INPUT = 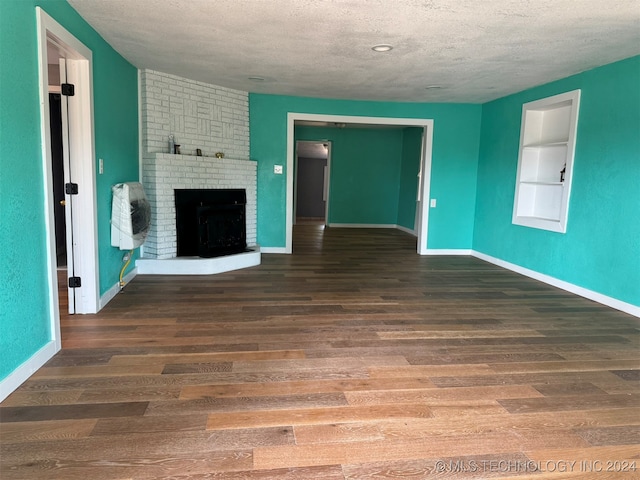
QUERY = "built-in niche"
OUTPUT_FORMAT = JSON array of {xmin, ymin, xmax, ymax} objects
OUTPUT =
[{"xmin": 512, "ymin": 89, "xmax": 581, "ymax": 233}]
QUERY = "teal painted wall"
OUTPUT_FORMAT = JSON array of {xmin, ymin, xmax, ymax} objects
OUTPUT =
[
  {"xmin": 474, "ymin": 56, "xmax": 640, "ymax": 306},
  {"xmin": 250, "ymin": 94, "xmax": 482, "ymax": 249},
  {"xmin": 295, "ymin": 126, "xmax": 404, "ymax": 225},
  {"xmin": 0, "ymin": 0, "xmax": 51, "ymax": 382},
  {"xmin": 397, "ymin": 127, "xmax": 423, "ymax": 230},
  {"xmin": 0, "ymin": 0, "xmax": 138, "ymax": 381}
]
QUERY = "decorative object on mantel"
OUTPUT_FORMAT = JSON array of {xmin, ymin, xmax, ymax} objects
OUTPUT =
[
  {"xmin": 196, "ymin": 148, "xmax": 202, "ymax": 156},
  {"xmin": 215, "ymin": 152, "xmax": 225, "ymax": 158},
  {"xmin": 174, "ymin": 144, "xmax": 181, "ymax": 154},
  {"xmin": 168, "ymin": 134, "xmax": 175, "ymax": 154}
]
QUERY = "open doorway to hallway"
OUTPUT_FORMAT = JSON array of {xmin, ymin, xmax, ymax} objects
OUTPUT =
[
  {"xmin": 295, "ymin": 140, "xmax": 330, "ymax": 226},
  {"xmin": 286, "ymin": 114, "xmax": 434, "ymax": 255}
]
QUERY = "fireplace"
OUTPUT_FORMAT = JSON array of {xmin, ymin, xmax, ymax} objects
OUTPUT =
[{"xmin": 175, "ymin": 189, "xmax": 248, "ymax": 258}]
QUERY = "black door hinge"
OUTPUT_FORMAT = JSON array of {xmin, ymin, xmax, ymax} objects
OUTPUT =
[
  {"xmin": 68, "ymin": 277, "xmax": 81, "ymax": 288},
  {"xmin": 61, "ymin": 83, "xmax": 75, "ymax": 96},
  {"xmin": 65, "ymin": 183, "xmax": 78, "ymax": 195}
]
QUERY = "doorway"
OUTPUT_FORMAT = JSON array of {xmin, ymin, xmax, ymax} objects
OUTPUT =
[
  {"xmin": 37, "ymin": 5, "xmax": 99, "ymax": 331},
  {"xmin": 286, "ymin": 113, "xmax": 434, "ymax": 255},
  {"xmin": 295, "ymin": 140, "xmax": 330, "ymax": 225}
]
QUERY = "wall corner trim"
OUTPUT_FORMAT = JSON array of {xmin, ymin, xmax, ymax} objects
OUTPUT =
[
  {"xmin": 0, "ymin": 341, "xmax": 59, "ymax": 403},
  {"xmin": 472, "ymin": 251, "xmax": 640, "ymax": 318}
]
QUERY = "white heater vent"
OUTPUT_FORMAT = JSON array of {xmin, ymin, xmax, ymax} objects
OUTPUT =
[{"xmin": 111, "ymin": 182, "xmax": 151, "ymax": 250}]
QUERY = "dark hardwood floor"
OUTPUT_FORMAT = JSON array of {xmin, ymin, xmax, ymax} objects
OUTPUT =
[{"xmin": 1, "ymin": 226, "xmax": 639, "ymax": 479}]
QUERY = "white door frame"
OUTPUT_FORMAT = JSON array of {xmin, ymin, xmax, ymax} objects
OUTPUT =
[
  {"xmin": 416, "ymin": 129, "xmax": 432, "ymax": 255},
  {"xmin": 37, "ymin": 7, "xmax": 100, "ymax": 320},
  {"xmin": 286, "ymin": 113, "xmax": 434, "ymax": 254},
  {"xmin": 294, "ymin": 140, "xmax": 331, "ymax": 225},
  {"xmin": 57, "ymin": 57, "xmax": 77, "ymax": 312}
]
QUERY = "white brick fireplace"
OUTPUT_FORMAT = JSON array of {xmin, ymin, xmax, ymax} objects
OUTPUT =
[
  {"xmin": 141, "ymin": 153, "xmax": 257, "ymax": 259},
  {"xmin": 136, "ymin": 70, "xmax": 259, "ymax": 274}
]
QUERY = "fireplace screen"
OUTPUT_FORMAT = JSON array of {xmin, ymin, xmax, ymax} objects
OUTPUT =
[{"xmin": 175, "ymin": 189, "xmax": 247, "ymax": 258}]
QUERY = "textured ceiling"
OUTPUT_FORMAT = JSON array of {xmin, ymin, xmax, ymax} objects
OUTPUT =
[{"xmin": 67, "ymin": 0, "xmax": 640, "ymax": 103}]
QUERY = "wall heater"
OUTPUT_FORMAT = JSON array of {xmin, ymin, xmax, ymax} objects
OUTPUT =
[{"xmin": 110, "ymin": 182, "xmax": 151, "ymax": 250}]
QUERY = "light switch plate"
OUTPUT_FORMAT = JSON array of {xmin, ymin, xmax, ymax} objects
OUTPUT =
[
  {"xmin": 274, "ymin": 165, "xmax": 283, "ymax": 174},
  {"xmin": 430, "ymin": 199, "xmax": 437, "ymax": 208}
]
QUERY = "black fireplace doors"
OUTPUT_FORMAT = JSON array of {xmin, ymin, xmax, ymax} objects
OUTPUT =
[{"xmin": 175, "ymin": 189, "xmax": 247, "ymax": 258}]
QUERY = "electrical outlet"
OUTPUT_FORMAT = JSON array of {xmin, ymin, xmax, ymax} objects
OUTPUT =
[
  {"xmin": 274, "ymin": 165, "xmax": 283, "ymax": 174},
  {"xmin": 99, "ymin": 158, "xmax": 104, "ymax": 174}
]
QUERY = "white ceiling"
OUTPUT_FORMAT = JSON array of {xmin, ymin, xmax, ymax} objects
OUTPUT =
[{"xmin": 67, "ymin": 0, "xmax": 640, "ymax": 103}]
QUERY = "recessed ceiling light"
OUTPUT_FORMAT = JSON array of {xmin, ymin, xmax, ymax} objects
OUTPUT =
[
  {"xmin": 425, "ymin": 85, "xmax": 442, "ymax": 89},
  {"xmin": 371, "ymin": 44, "xmax": 393, "ymax": 52},
  {"xmin": 248, "ymin": 76, "xmax": 266, "ymax": 82}
]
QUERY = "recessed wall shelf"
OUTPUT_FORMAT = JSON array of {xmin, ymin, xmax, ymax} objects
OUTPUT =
[{"xmin": 512, "ymin": 90, "xmax": 581, "ymax": 233}]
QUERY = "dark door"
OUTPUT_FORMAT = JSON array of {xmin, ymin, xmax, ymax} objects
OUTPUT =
[{"xmin": 49, "ymin": 93, "xmax": 66, "ymax": 267}]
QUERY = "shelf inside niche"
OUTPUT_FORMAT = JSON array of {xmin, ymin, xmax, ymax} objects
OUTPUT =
[
  {"xmin": 519, "ymin": 143, "xmax": 568, "ymax": 184},
  {"xmin": 522, "ymin": 101, "xmax": 573, "ymax": 145},
  {"xmin": 520, "ymin": 181, "xmax": 564, "ymax": 186},
  {"xmin": 515, "ymin": 183, "xmax": 563, "ymax": 221},
  {"xmin": 522, "ymin": 141, "xmax": 569, "ymax": 149}
]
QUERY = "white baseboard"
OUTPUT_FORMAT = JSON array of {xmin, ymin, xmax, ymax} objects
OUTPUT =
[
  {"xmin": 328, "ymin": 223, "xmax": 398, "ymax": 229},
  {"xmin": 328, "ymin": 223, "xmax": 416, "ymax": 236},
  {"xmin": 0, "ymin": 341, "xmax": 59, "ymax": 403},
  {"xmin": 260, "ymin": 247, "xmax": 288, "ymax": 254},
  {"xmin": 99, "ymin": 267, "xmax": 138, "ymax": 310},
  {"xmin": 472, "ymin": 251, "xmax": 640, "ymax": 317},
  {"xmin": 425, "ymin": 249, "xmax": 473, "ymax": 255}
]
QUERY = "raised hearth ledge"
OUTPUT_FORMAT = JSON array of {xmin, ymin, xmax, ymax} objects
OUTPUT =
[{"xmin": 136, "ymin": 247, "xmax": 260, "ymax": 275}]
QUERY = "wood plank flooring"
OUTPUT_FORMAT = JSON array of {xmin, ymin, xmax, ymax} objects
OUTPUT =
[{"xmin": 1, "ymin": 226, "xmax": 639, "ymax": 479}]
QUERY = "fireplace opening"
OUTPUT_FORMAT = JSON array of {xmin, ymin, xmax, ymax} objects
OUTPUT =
[{"xmin": 175, "ymin": 189, "xmax": 248, "ymax": 258}]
